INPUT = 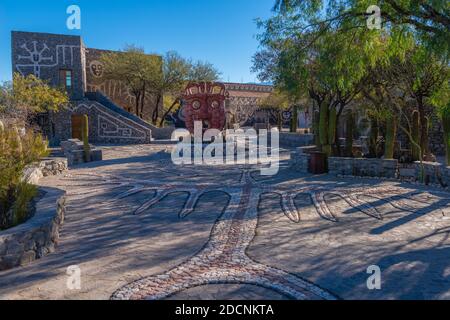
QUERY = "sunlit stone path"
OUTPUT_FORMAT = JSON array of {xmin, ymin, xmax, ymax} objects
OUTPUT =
[{"xmin": 0, "ymin": 145, "xmax": 449, "ymax": 300}]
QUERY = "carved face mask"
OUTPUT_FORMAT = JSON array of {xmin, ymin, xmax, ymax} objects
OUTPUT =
[{"xmin": 183, "ymin": 82, "xmax": 228, "ymax": 133}]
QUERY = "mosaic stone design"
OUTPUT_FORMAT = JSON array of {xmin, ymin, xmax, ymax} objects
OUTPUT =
[
  {"xmin": 61, "ymin": 164, "xmax": 438, "ymax": 301},
  {"xmin": 3, "ymin": 145, "xmax": 449, "ymax": 300}
]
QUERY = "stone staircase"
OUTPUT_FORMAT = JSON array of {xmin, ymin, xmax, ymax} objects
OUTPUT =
[{"xmin": 85, "ymin": 92, "xmax": 175, "ymax": 141}]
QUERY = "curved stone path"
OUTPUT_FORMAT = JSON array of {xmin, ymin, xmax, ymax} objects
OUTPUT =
[{"xmin": 111, "ymin": 171, "xmax": 337, "ymax": 300}]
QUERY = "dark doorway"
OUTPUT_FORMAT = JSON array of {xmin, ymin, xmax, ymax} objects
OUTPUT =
[{"xmin": 71, "ymin": 114, "xmax": 85, "ymax": 140}]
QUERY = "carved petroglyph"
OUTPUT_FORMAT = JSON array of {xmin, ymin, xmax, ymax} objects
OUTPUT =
[
  {"xmin": 50, "ymin": 161, "xmax": 449, "ymax": 300},
  {"xmin": 15, "ymin": 41, "xmax": 80, "ymax": 77},
  {"xmin": 71, "ymin": 103, "xmax": 150, "ymax": 140}
]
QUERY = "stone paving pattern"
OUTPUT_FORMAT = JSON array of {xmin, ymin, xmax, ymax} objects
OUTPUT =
[{"xmin": 0, "ymin": 144, "xmax": 449, "ymax": 300}]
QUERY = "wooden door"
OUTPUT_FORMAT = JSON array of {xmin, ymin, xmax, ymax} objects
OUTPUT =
[{"xmin": 71, "ymin": 115, "xmax": 84, "ymax": 140}]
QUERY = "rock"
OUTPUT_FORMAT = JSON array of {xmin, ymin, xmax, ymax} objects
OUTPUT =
[
  {"xmin": 6, "ymin": 241, "xmax": 24, "ymax": 255},
  {"xmin": 20, "ymin": 251, "xmax": 36, "ymax": 265},
  {"xmin": 0, "ymin": 254, "xmax": 20, "ymax": 270}
]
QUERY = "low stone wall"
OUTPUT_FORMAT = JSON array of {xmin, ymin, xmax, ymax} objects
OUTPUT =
[
  {"xmin": 328, "ymin": 157, "xmax": 398, "ymax": 179},
  {"xmin": 22, "ymin": 158, "xmax": 68, "ymax": 185},
  {"xmin": 279, "ymin": 133, "xmax": 314, "ymax": 148},
  {"xmin": 290, "ymin": 148, "xmax": 311, "ymax": 173},
  {"xmin": 0, "ymin": 187, "xmax": 66, "ymax": 271},
  {"xmin": 61, "ymin": 139, "xmax": 103, "ymax": 166},
  {"xmin": 414, "ymin": 161, "xmax": 450, "ymax": 187}
]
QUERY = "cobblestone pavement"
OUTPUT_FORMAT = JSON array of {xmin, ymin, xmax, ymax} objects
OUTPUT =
[{"xmin": 0, "ymin": 145, "xmax": 449, "ymax": 300}]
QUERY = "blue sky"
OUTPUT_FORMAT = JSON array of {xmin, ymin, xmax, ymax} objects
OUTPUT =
[{"xmin": 0, "ymin": 0, "xmax": 275, "ymax": 83}]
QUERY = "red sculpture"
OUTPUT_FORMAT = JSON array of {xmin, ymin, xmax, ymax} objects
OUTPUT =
[{"xmin": 182, "ymin": 82, "xmax": 228, "ymax": 133}]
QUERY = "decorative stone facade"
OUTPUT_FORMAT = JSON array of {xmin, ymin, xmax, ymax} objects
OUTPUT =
[
  {"xmin": 12, "ymin": 31, "xmax": 86, "ymax": 100},
  {"xmin": 224, "ymin": 83, "xmax": 273, "ymax": 128},
  {"xmin": 48, "ymin": 99, "xmax": 156, "ymax": 145},
  {"xmin": 328, "ymin": 157, "xmax": 398, "ymax": 179},
  {"xmin": 11, "ymin": 31, "xmax": 173, "ymax": 145},
  {"xmin": 0, "ymin": 187, "xmax": 66, "ymax": 271}
]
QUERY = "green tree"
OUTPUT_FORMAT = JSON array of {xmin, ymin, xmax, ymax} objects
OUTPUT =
[
  {"xmin": 0, "ymin": 73, "xmax": 69, "ymax": 122},
  {"xmin": 391, "ymin": 47, "xmax": 449, "ymax": 159},
  {"xmin": 101, "ymin": 45, "xmax": 161, "ymax": 119},
  {"xmin": 253, "ymin": 28, "xmax": 374, "ymax": 155},
  {"xmin": 272, "ymin": 0, "xmax": 449, "ymax": 58},
  {"xmin": 258, "ymin": 89, "xmax": 294, "ymax": 130}
]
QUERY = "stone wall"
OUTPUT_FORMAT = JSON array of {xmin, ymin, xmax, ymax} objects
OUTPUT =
[
  {"xmin": 22, "ymin": 158, "xmax": 68, "ymax": 185},
  {"xmin": 414, "ymin": 161, "xmax": 450, "ymax": 187},
  {"xmin": 0, "ymin": 187, "xmax": 66, "ymax": 271},
  {"xmin": 50, "ymin": 100, "xmax": 153, "ymax": 145},
  {"xmin": 328, "ymin": 157, "xmax": 398, "ymax": 179},
  {"xmin": 12, "ymin": 31, "xmax": 174, "ymax": 145},
  {"xmin": 12, "ymin": 31, "xmax": 86, "ymax": 100},
  {"xmin": 279, "ymin": 133, "xmax": 315, "ymax": 148},
  {"xmin": 290, "ymin": 149, "xmax": 311, "ymax": 174}
]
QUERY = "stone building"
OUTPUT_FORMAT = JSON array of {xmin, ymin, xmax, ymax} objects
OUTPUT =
[
  {"xmin": 11, "ymin": 31, "xmax": 312, "ymax": 146},
  {"xmin": 223, "ymin": 82, "xmax": 312, "ymax": 129},
  {"xmin": 12, "ymin": 31, "xmax": 170, "ymax": 146},
  {"xmin": 224, "ymin": 82, "xmax": 273, "ymax": 127}
]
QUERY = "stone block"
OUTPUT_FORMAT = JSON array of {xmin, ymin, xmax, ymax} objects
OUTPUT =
[
  {"xmin": 90, "ymin": 149, "xmax": 103, "ymax": 162},
  {"xmin": 0, "ymin": 254, "xmax": 20, "ymax": 271},
  {"xmin": 20, "ymin": 251, "xmax": 36, "ymax": 265},
  {"xmin": 6, "ymin": 241, "xmax": 24, "ymax": 255},
  {"xmin": 0, "ymin": 240, "xmax": 6, "ymax": 256}
]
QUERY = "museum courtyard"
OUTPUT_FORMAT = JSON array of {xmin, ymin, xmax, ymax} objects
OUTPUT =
[{"xmin": 0, "ymin": 144, "xmax": 449, "ymax": 300}]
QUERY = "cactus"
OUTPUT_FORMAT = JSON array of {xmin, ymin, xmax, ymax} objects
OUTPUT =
[
  {"xmin": 384, "ymin": 115, "xmax": 397, "ymax": 159},
  {"xmin": 319, "ymin": 104, "xmax": 331, "ymax": 156},
  {"xmin": 411, "ymin": 110, "xmax": 420, "ymax": 161},
  {"xmin": 12, "ymin": 126, "xmax": 23, "ymax": 162},
  {"xmin": 423, "ymin": 115, "xmax": 431, "ymax": 160},
  {"xmin": 313, "ymin": 109, "xmax": 321, "ymax": 147},
  {"xmin": 290, "ymin": 106, "xmax": 298, "ymax": 133},
  {"xmin": 328, "ymin": 107, "xmax": 337, "ymax": 156},
  {"xmin": 368, "ymin": 117, "xmax": 378, "ymax": 158},
  {"xmin": 345, "ymin": 112, "xmax": 354, "ymax": 157},
  {"xmin": 81, "ymin": 114, "xmax": 91, "ymax": 162},
  {"xmin": 442, "ymin": 111, "xmax": 450, "ymax": 166}
]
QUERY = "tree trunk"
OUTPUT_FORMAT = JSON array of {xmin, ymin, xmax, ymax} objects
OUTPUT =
[
  {"xmin": 135, "ymin": 92, "xmax": 141, "ymax": 117},
  {"xmin": 152, "ymin": 94, "xmax": 162, "ymax": 125},
  {"xmin": 159, "ymin": 98, "xmax": 180, "ymax": 127},
  {"xmin": 277, "ymin": 111, "xmax": 282, "ymax": 130},
  {"xmin": 319, "ymin": 103, "xmax": 330, "ymax": 155},
  {"xmin": 417, "ymin": 98, "xmax": 430, "ymax": 159},
  {"xmin": 139, "ymin": 83, "xmax": 146, "ymax": 119},
  {"xmin": 368, "ymin": 117, "xmax": 379, "ymax": 158},
  {"xmin": 384, "ymin": 115, "xmax": 397, "ymax": 160},
  {"xmin": 313, "ymin": 108, "xmax": 321, "ymax": 147}
]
